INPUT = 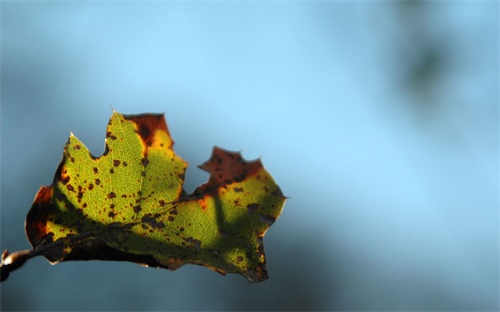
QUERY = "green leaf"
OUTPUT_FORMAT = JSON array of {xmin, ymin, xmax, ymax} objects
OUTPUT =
[{"xmin": 25, "ymin": 111, "xmax": 286, "ymax": 282}]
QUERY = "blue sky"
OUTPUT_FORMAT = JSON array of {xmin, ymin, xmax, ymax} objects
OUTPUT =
[{"xmin": 1, "ymin": 2, "xmax": 498, "ymax": 310}]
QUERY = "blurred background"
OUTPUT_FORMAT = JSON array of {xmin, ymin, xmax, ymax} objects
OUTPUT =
[{"xmin": 1, "ymin": 1, "xmax": 498, "ymax": 310}]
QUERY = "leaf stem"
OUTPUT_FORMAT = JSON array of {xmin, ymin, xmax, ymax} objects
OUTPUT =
[
  {"xmin": 1, "ymin": 232, "xmax": 93, "ymax": 282},
  {"xmin": 1, "ymin": 249, "xmax": 34, "ymax": 282}
]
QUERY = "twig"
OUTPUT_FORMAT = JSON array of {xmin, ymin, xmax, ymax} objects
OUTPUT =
[
  {"xmin": 1, "ymin": 249, "xmax": 34, "ymax": 282},
  {"xmin": 1, "ymin": 232, "xmax": 92, "ymax": 282}
]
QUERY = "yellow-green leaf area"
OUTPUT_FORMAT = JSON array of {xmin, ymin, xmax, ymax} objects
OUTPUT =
[{"xmin": 26, "ymin": 111, "xmax": 286, "ymax": 282}]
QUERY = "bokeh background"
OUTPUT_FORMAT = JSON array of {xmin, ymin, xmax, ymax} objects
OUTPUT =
[{"xmin": 1, "ymin": 1, "xmax": 498, "ymax": 311}]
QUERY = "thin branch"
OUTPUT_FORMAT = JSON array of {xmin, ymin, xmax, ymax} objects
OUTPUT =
[
  {"xmin": 1, "ymin": 232, "xmax": 92, "ymax": 282},
  {"xmin": 1, "ymin": 249, "xmax": 34, "ymax": 282}
]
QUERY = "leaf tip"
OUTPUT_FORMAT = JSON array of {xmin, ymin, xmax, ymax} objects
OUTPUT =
[{"xmin": 197, "ymin": 146, "xmax": 263, "ymax": 190}]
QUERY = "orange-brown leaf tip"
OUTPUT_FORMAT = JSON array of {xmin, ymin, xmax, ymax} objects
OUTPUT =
[
  {"xmin": 123, "ymin": 113, "xmax": 172, "ymax": 148},
  {"xmin": 33, "ymin": 186, "xmax": 53, "ymax": 204},
  {"xmin": 198, "ymin": 146, "xmax": 263, "ymax": 190}
]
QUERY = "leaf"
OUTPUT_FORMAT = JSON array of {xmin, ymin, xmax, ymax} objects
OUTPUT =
[{"xmin": 25, "ymin": 111, "xmax": 286, "ymax": 282}]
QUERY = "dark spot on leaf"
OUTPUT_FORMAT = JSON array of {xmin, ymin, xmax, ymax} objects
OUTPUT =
[
  {"xmin": 93, "ymin": 167, "xmax": 98, "ymax": 174},
  {"xmin": 61, "ymin": 176, "xmax": 70, "ymax": 185},
  {"xmin": 110, "ymin": 204, "xmax": 115, "ymax": 209},
  {"xmin": 234, "ymin": 171, "xmax": 247, "ymax": 183},
  {"xmin": 107, "ymin": 192, "xmax": 116, "ymax": 199},
  {"xmin": 133, "ymin": 205, "xmax": 141, "ymax": 213},
  {"xmin": 184, "ymin": 237, "xmax": 201, "ymax": 252},
  {"xmin": 259, "ymin": 214, "xmax": 276, "ymax": 226},
  {"xmin": 108, "ymin": 211, "xmax": 116, "ymax": 218},
  {"xmin": 139, "ymin": 124, "xmax": 152, "ymax": 146},
  {"xmin": 168, "ymin": 216, "xmax": 175, "ymax": 222},
  {"xmin": 177, "ymin": 173, "xmax": 185, "ymax": 181},
  {"xmin": 70, "ymin": 157, "xmax": 75, "ymax": 163},
  {"xmin": 113, "ymin": 159, "xmax": 121, "ymax": 167},
  {"xmin": 75, "ymin": 144, "xmax": 81, "ymax": 150},
  {"xmin": 237, "ymin": 256, "xmax": 244, "ymax": 262},
  {"xmin": 88, "ymin": 183, "xmax": 94, "ymax": 190},
  {"xmin": 123, "ymin": 161, "xmax": 128, "ymax": 167},
  {"xmin": 141, "ymin": 214, "xmax": 165, "ymax": 229},
  {"xmin": 179, "ymin": 227, "xmax": 184, "ymax": 232},
  {"xmin": 234, "ymin": 187, "xmax": 244, "ymax": 192},
  {"xmin": 77, "ymin": 187, "xmax": 84, "ymax": 202},
  {"xmin": 141, "ymin": 157, "xmax": 149, "ymax": 167},
  {"xmin": 95, "ymin": 178, "xmax": 101, "ymax": 185},
  {"xmin": 66, "ymin": 184, "xmax": 74, "ymax": 192},
  {"xmin": 110, "ymin": 168, "xmax": 114, "ymax": 174},
  {"xmin": 159, "ymin": 200, "xmax": 166, "ymax": 207},
  {"xmin": 82, "ymin": 203, "xmax": 87, "ymax": 208},
  {"xmin": 169, "ymin": 210, "xmax": 177, "ymax": 215},
  {"xmin": 247, "ymin": 203, "xmax": 259, "ymax": 214}
]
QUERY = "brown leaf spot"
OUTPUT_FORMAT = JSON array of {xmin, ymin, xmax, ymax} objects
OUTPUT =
[
  {"xmin": 197, "ymin": 197, "xmax": 207, "ymax": 210},
  {"xmin": 113, "ymin": 159, "xmax": 121, "ymax": 167},
  {"xmin": 141, "ymin": 214, "xmax": 165, "ymax": 229},
  {"xmin": 77, "ymin": 186, "xmax": 84, "ymax": 202},
  {"xmin": 123, "ymin": 113, "xmax": 169, "ymax": 148},
  {"xmin": 93, "ymin": 167, "xmax": 98, "ymax": 174},
  {"xmin": 259, "ymin": 214, "xmax": 276, "ymax": 226},
  {"xmin": 66, "ymin": 184, "xmax": 75, "ymax": 192},
  {"xmin": 95, "ymin": 178, "xmax": 101, "ymax": 185},
  {"xmin": 133, "ymin": 205, "xmax": 142, "ymax": 213},
  {"xmin": 141, "ymin": 157, "xmax": 149, "ymax": 167},
  {"xmin": 88, "ymin": 183, "xmax": 94, "ymax": 190},
  {"xmin": 246, "ymin": 203, "xmax": 259, "ymax": 214},
  {"xmin": 61, "ymin": 176, "xmax": 70, "ymax": 185},
  {"xmin": 234, "ymin": 187, "xmax": 244, "ymax": 192},
  {"xmin": 184, "ymin": 237, "xmax": 201, "ymax": 252},
  {"xmin": 107, "ymin": 192, "xmax": 116, "ymax": 199}
]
